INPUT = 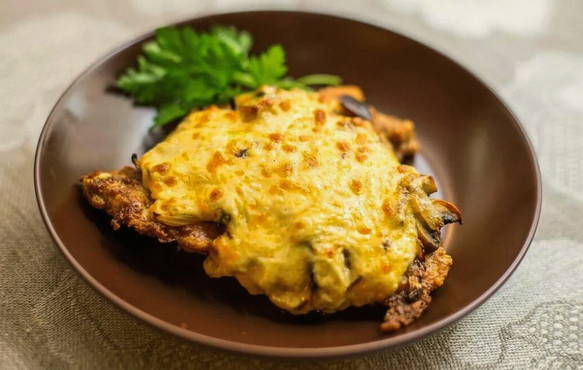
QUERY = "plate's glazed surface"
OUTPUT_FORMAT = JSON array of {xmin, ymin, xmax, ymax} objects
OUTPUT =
[{"xmin": 34, "ymin": 11, "xmax": 541, "ymax": 357}]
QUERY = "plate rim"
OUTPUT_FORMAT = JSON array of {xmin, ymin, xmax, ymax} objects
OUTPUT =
[{"xmin": 33, "ymin": 9, "xmax": 542, "ymax": 358}]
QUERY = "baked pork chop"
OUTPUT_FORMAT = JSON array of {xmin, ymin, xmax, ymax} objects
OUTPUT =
[{"xmin": 81, "ymin": 86, "xmax": 460, "ymax": 330}]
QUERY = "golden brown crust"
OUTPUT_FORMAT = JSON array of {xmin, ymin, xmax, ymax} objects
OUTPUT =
[
  {"xmin": 370, "ymin": 107, "xmax": 420, "ymax": 161},
  {"xmin": 380, "ymin": 247, "xmax": 452, "ymax": 332},
  {"xmin": 81, "ymin": 167, "xmax": 223, "ymax": 253}
]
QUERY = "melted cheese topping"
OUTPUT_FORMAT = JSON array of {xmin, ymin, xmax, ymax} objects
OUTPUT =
[{"xmin": 140, "ymin": 87, "xmax": 420, "ymax": 314}]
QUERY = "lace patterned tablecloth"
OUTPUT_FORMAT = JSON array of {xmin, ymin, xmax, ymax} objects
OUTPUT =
[{"xmin": 1, "ymin": 0, "xmax": 582, "ymax": 368}]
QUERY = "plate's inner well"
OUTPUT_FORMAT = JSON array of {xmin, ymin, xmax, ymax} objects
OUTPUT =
[{"xmin": 36, "ymin": 11, "xmax": 540, "ymax": 352}]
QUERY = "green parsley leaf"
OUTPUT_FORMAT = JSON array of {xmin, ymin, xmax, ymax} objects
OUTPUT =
[
  {"xmin": 116, "ymin": 25, "xmax": 342, "ymax": 126},
  {"xmin": 248, "ymin": 45, "xmax": 287, "ymax": 85},
  {"xmin": 155, "ymin": 103, "xmax": 188, "ymax": 127}
]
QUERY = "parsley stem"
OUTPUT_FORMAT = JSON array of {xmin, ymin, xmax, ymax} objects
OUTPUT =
[
  {"xmin": 232, "ymin": 71, "xmax": 256, "ymax": 88},
  {"xmin": 297, "ymin": 74, "xmax": 342, "ymax": 86}
]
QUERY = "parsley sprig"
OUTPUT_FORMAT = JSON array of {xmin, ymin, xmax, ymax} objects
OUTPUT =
[{"xmin": 117, "ymin": 26, "xmax": 342, "ymax": 126}]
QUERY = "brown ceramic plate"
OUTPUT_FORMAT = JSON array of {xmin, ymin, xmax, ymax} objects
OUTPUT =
[{"xmin": 34, "ymin": 11, "xmax": 541, "ymax": 358}]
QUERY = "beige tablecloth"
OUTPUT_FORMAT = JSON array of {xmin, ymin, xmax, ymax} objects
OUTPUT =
[{"xmin": 1, "ymin": 0, "xmax": 582, "ymax": 368}]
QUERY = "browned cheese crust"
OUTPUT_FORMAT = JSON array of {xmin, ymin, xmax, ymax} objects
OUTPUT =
[{"xmin": 80, "ymin": 86, "xmax": 460, "ymax": 332}]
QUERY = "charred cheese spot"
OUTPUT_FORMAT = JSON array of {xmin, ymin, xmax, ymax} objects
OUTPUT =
[
  {"xmin": 268, "ymin": 133, "xmax": 283, "ymax": 142},
  {"xmin": 279, "ymin": 100, "xmax": 291, "ymax": 111},
  {"xmin": 275, "ymin": 162, "xmax": 293, "ymax": 177},
  {"xmin": 356, "ymin": 133, "xmax": 368, "ymax": 144},
  {"xmin": 350, "ymin": 179, "xmax": 362, "ymax": 195},
  {"xmin": 206, "ymin": 152, "xmax": 229, "ymax": 173},
  {"xmin": 302, "ymin": 151, "xmax": 319, "ymax": 168},
  {"xmin": 382, "ymin": 200, "xmax": 394, "ymax": 218},
  {"xmin": 152, "ymin": 163, "xmax": 170, "ymax": 175},
  {"xmin": 314, "ymin": 109, "xmax": 326, "ymax": 124},
  {"xmin": 239, "ymin": 105, "xmax": 258, "ymax": 122},
  {"xmin": 163, "ymin": 177, "xmax": 177, "ymax": 187},
  {"xmin": 209, "ymin": 188, "xmax": 223, "ymax": 201},
  {"xmin": 358, "ymin": 226, "xmax": 372, "ymax": 234},
  {"xmin": 280, "ymin": 179, "xmax": 303, "ymax": 192},
  {"xmin": 282, "ymin": 144, "xmax": 296, "ymax": 153},
  {"xmin": 356, "ymin": 153, "xmax": 368, "ymax": 163},
  {"xmin": 336, "ymin": 141, "xmax": 350, "ymax": 152},
  {"xmin": 196, "ymin": 113, "xmax": 210, "ymax": 127}
]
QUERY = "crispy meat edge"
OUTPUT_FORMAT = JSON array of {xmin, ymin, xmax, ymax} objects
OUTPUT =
[
  {"xmin": 380, "ymin": 247, "xmax": 452, "ymax": 332},
  {"xmin": 319, "ymin": 85, "xmax": 420, "ymax": 160},
  {"xmin": 81, "ymin": 166, "xmax": 223, "ymax": 253}
]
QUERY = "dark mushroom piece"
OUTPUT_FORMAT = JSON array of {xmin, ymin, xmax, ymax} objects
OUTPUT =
[
  {"xmin": 433, "ymin": 199, "xmax": 463, "ymax": 225},
  {"xmin": 340, "ymin": 95, "xmax": 372, "ymax": 121},
  {"xmin": 415, "ymin": 198, "xmax": 461, "ymax": 253},
  {"xmin": 235, "ymin": 148, "xmax": 248, "ymax": 158},
  {"xmin": 400, "ymin": 175, "xmax": 462, "ymax": 253},
  {"xmin": 416, "ymin": 221, "xmax": 442, "ymax": 253}
]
